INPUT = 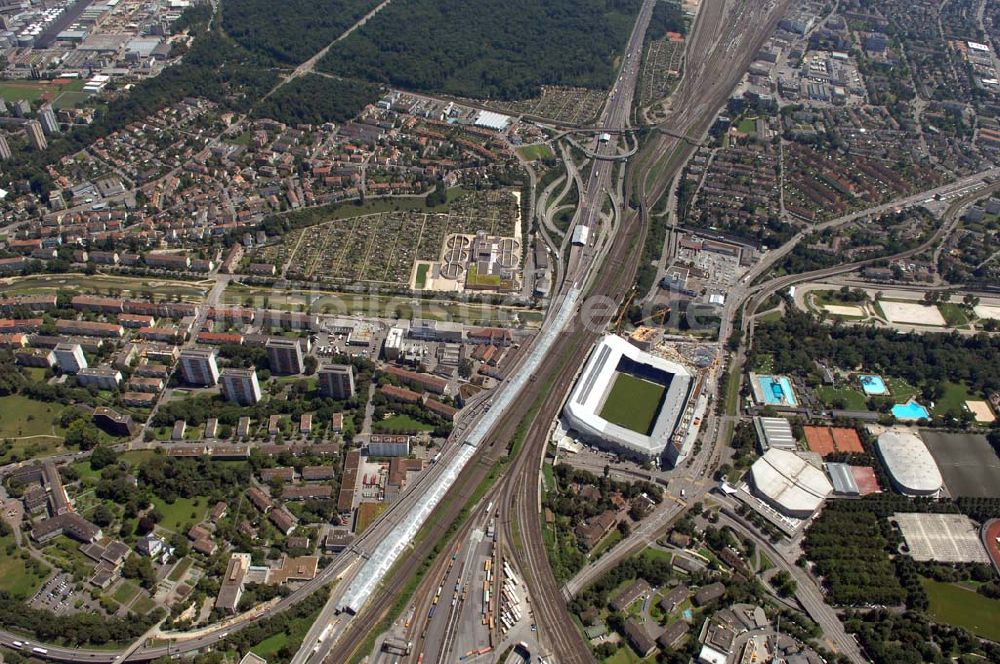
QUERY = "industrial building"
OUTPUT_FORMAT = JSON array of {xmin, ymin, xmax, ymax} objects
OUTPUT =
[
  {"xmin": 220, "ymin": 368, "xmax": 262, "ymax": 406},
  {"xmin": 876, "ymin": 430, "xmax": 943, "ymax": 497},
  {"xmin": 747, "ymin": 448, "xmax": 833, "ymax": 520},
  {"xmin": 178, "ymin": 348, "xmax": 220, "ymax": 386},
  {"xmin": 562, "ymin": 334, "xmax": 693, "ymax": 462}
]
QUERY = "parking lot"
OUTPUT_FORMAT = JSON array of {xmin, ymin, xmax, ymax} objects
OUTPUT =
[{"xmin": 29, "ymin": 572, "xmax": 100, "ymax": 616}]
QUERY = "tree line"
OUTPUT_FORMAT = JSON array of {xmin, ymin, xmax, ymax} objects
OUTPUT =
[
  {"xmin": 750, "ymin": 308, "xmax": 1000, "ymax": 398},
  {"xmin": 251, "ymin": 74, "xmax": 382, "ymax": 126}
]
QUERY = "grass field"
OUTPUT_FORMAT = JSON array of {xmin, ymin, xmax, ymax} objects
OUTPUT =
[
  {"xmin": 167, "ymin": 557, "xmax": 193, "ymax": 582},
  {"xmin": 0, "ymin": 79, "xmax": 87, "ymax": 108},
  {"xmin": 0, "ymin": 394, "xmax": 67, "ymax": 439},
  {"xmin": 1, "ymin": 273, "xmax": 209, "ymax": 301},
  {"xmin": 150, "ymin": 496, "xmax": 209, "ymax": 534},
  {"xmin": 372, "ymin": 414, "xmax": 434, "ymax": 434},
  {"xmin": 934, "ymin": 381, "xmax": 974, "ymax": 415},
  {"xmin": 590, "ymin": 527, "xmax": 622, "ymax": 558},
  {"xmin": 355, "ymin": 502, "xmax": 389, "ymax": 535},
  {"xmin": 414, "ymin": 263, "xmax": 429, "ymax": 289},
  {"xmin": 41, "ymin": 535, "xmax": 94, "ymax": 577},
  {"xmin": 638, "ymin": 547, "xmax": 672, "ymax": 566},
  {"xmin": 922, "ymin": 577, "xmax": 1000, "ymax": 641},
  {"xmin": 132, "ymin": 595, "xmax": 157, "ymax": 615},
  {"xmin": 517, "ymin": 143, "xmax": 554, "ymax": 161},
  {"xmin": 112, "ymin": 580, "xmax": 140, "ymax": 605},
  {"xmin": 737, "ymin": 117, "xmax": 758, "ymax": 134},
  {"xmin": 938, "ymin": 303, "xmax": 971, "ymax": 327},
  {"xmin": 599, "ymin": 373, "xmax": 665, "ymax": 435},
  {"xmin": 0, "ymin": 535, "xmax": 49, "ymax": 599},
  {"xmin": 815, "ymin": 385, "xmax": 868, "ymax": 411}
]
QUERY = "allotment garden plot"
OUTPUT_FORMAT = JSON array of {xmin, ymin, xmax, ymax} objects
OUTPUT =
[
  {"xmin": 485, "ymin": 86, "xmax": 606, "ymax": 125},
  {"xmin": 640, "ymin": 33, "xmax": 685, "ymax": 108},
  {"xmin": 279, "ymin": 190, "xmax": 520, "ymax": 287}
]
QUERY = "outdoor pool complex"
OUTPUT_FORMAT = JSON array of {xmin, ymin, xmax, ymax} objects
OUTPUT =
[
  {"xmin": 893, "ymin": 399, "xmax": 930, "ymax": 421},
  {"xmin": 859, "ymin": 374, "xmax": 889, "ymax": 396},
  {"xmin": 755, "ymin": 374, "xmax": 798, "ymax": 406}
]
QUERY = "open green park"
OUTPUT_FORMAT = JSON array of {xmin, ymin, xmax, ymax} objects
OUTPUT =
[
  {"xmin": 0, "ymin": 395, "xmax": 69, "ymax": 463},
  {"xmin": 921, "ymin": 578, "xmax": 1000, "ymax": 641},
  {"xmin": 372, "ymin": 414, "xmax": 433, "ymax": 434},
  {"xmin": 150, "ymin": 496, "xmax": 210, "ymax": 534},
  {"xmin": 0, "ymin": 534, "xmax": 50, "ymax": 599},
  {"xmin": 517, "ymin": 143, "xmax": 555, "ymax": 161},
  {"xmin": 599, "ymin": 373, "xmax": 665, "ymax": 435},
  {"xmin": 0, "ymin": 273, "xmax": 210, "ymax": 301}
]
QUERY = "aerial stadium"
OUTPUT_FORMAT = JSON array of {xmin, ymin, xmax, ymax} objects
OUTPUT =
[{"xmin": 563, "ymin": 334, "xmax": 694, "ymax": 463}]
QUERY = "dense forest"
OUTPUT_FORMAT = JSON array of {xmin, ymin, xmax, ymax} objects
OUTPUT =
[
  {"xmin": 251, "ymin": 74, "xmax": 382, "ymax": 126},
  {"xmin": 803, "ymin": 506, "xmax": 907, "ymax": 607},
  {"xmin": 221, "ymin": 0, "xmax": 381, "ymax": 64},
  {"xmin": 644, "ymin": 0, "xmax": 688, "ymax": 41},
  {"xmin": 318, "ymin": 0, "xmax": 642, "ymax": 99},
  {"xmin": 749, "ymin": 309, "xmax": 1000, "ymax": 397}
]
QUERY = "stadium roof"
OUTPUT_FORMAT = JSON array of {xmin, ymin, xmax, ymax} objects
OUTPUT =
[
  {"xmin": 876, "ymin": 430, "xmax": 942, "ymax": 496},
  {"xmin": 563, "ymin": 335, "xmax": 692, "ymax": 458},
  {"xmin": 750, "ymin": 449, "xmax": 832, "ymax": 518}
]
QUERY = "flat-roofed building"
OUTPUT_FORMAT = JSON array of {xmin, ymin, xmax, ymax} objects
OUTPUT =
[
  {"xmin": 220, "ymin": 368, "xmax": 262, "ymax": 406},
  {"xmin": 54, "ymin": 342, "xmax": 88, "ymax": 374},
  {"xmin": 753, "ymin": 416, "xmax": 796, "ymax": 451},
  {"xmin": 367, "ymin": 434, "xmax": 411, "ymax": 457},
  {"xmin": 266, "ymin": 337, "xmax": 303, "ymax": 375},
  {"xmin": 216, "ymin": 552, "xmax": 251, "ymax": 614},
  {"xmin": 179, "ymin": 348, "xmax": 220, "ymax": 385},
  {"xmin": 93, "ymin": 407, "xmax": 136, "ymax": 436},
  {"xmin": 318, "ymin": 364, "xmax": 355, "ymax": 400},
  {"xmin": 77, "ymin": 366, "xmax": 123, "ymax": 390}
]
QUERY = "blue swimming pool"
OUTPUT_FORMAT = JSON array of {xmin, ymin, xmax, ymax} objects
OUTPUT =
[
  {"xmin": 892, "ymin": 399, "xmax": 930, "ymax": 420},
  {"xmin": 757, "ymin": 375, "xmax": 798, "ymax": 406},
  {"xmin": 859, "ymin": 374, "xmax": 888, "ymax": 396}
]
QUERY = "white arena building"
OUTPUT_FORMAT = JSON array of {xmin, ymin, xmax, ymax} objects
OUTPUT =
[
  {"xmin": 748, "ymin": 449, "xmax": 833, "ymax": 519},
  {"xmin": 876, "ymin": 430, "xmax": 943, "ymax": 497},
  {"xmin": 563, "ymin": 334, "xmax": 693, "ymax": 462}
]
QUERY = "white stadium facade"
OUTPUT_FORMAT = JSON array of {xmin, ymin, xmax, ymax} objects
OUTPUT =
[{"xmin": 563, "ymin": 334, "xmax": 693, "ymax": 463}]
